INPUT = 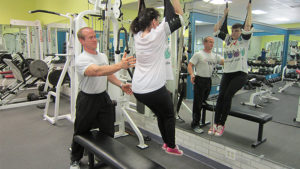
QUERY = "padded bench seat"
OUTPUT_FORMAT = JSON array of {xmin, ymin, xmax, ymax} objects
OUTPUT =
[
  {"xmin": 202, "ymin": 103, "xmax": 272, "ymax": 147},
  {"xmin": 229, "ymin": 105, "xmax": 272, "ymax": 124},
  {"xmin": 74, "ymin": 133, "xmax": 164, "ymax": 169}
]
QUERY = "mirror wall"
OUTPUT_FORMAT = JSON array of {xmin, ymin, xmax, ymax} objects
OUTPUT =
[{"xmin": 176, "ymin": 12, "xmax": 300, "ymax": 169}]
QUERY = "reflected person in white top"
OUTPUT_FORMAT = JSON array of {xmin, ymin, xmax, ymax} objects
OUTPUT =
[{"xmin": 210, "ymin": 2, "xmax": 253, "ymax": 137}]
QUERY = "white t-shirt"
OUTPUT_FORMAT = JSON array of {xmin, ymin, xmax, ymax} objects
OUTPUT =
[
  {"xmin": 222, "ymin": 34, "xmax": 251, "ymax": 73},
  {"xmin": 132, "ymin": 18, "xmax": 171, "ymax": 94},
  {"xmin": 75, "ymin": 51, "xmax": 108, "ymax": 94},
  {"xmin": 189, "ymin": 50, "xmax": 222, "ymax": 77}
]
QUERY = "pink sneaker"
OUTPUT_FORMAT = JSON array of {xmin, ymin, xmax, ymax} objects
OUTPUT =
[
  {"xmin": 166, "ymin": 146, "xmax": 183, "ymax": 156},
  {"xmin": 208, "ymin": 124, "xmax": 217, "ymax": 135},
  {"xmin": 215, "ymin": 125, "xmax": 225, "ymax": 136},
  {"xmin": 162, "ymin": 143, "xmax": 167, "ymax": 150}
]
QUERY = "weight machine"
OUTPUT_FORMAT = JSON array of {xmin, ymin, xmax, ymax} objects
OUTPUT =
[
  {"xmin": 29, "ymin": 10, "xmax": 75, "ymax": 124},
  {"xmin": 0, "ymin": 53, "xmax": 48, "ymax": 110},
  {"xmin": 278, "ymin": 65, "xmax": 300, "ymax": 93},
  {"xmin": 241, "ymin": 75, "xmax": 279, "ymax": 108}
]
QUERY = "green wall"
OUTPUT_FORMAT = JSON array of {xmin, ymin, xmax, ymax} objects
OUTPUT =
[
  {"xmin": 278, "ymin": 23, "xmax": 300, "ymax": 29},
  {"xmin": 260, "ymin": 35, "xmax": 284, "ymax": 49},
  {"xmin": 260, "ymin": 23, "xmax": 300, "ymax": 49},
  {"xmin": 0, "ymin": 0, "xmax": 36, "ymax": 24},
  {"xmin": 35, "ymin": 0, "xmax": 138, "ymax": 31},
  {"xmin": 0, "ymin": 0, "xmax": 138, "ymax": 29},
  {"xmin": 35, "ymin": 0, "xmax": 89, "ymax": 25}
]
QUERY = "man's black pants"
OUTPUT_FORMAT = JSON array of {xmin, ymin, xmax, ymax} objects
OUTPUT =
[
  {"xmin": 71, "ymin": 91, "xmax": 115, "ymax": 162},
  {"xmin": 191, "ymin": 76, "xmax": 211, "ymax": 128}
]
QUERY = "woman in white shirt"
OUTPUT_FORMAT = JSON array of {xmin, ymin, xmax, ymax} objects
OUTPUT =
[{"xmin": 130, "ymin": 0, "xmax": 184, "ymax": 156}]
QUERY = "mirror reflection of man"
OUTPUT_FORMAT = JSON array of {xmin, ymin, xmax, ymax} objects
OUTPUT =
[{"xmin": 188, "ymin": 36, "xmax": 224, "ymax": 133}]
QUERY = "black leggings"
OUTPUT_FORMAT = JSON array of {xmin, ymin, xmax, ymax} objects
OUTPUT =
[
  {"xmin": 191, "ymin": 76, "xmax": 211, "ymax": 128},
  {"xmin": 134, "ymin": 86, "xmax": 176, "ymax": 148},
  {"xmin": 71, "ymin": 91, "xmax": 115, "ymax": 162},
  {"xmin": 215, "ymin": 71, "xmax": 247, "ymax": 126}
]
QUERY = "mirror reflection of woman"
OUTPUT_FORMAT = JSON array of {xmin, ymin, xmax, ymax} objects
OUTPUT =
[{"xmin": 209, "ymin": 2, "xmax": 253, "ymax": 136}]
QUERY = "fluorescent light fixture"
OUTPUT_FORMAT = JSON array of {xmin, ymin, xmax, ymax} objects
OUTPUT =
[
  {"xmin": 252, "ymin": 10, "xmax": 267, "ymax": 15},
  {"xmin": 209, "ymin": 0, "xmax": 232, "ymax": 5},
  {"xmin": 195, "ymin": 20, "xmax": 204, "ymax": 24},
  {"xmin": 156, "ymin": 6, "xmax": 164, "ymax": 9},
  {"xmin": 275, "ymin": 17, "xmax": 290, "ymax": 21}
]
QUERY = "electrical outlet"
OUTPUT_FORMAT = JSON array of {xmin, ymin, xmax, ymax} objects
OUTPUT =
[{"xmin": 225, "ymin": 147, "xmax": 236, "ymax": 160}]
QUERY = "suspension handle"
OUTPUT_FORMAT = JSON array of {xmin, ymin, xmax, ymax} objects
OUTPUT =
[
  {"xmin": 29, "ymin": 10, "xmax": 61, "ymax": 16},
  {"xmin": 115, "ymin": 27, "xmax": 130, "ymax": 54},
  {"xmin": 138, "ymin": 0, "xmax": 146, "ymax": 15}
]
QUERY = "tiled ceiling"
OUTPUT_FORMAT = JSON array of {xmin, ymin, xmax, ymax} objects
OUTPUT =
[{"xmin": 123, "ymin": 0, "xmax": 300, "ymax": 26}]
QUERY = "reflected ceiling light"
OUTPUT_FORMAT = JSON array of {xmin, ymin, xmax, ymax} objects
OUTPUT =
[
  {"xmin": 252, "ymin": 10, "xmax": 267, "ymax": 15},
  {"xmin": 203, "ymin": 0, "xmax": 232, "ymax": 5},
  {"xmin": 275, "ymin": 17, "xmax": 290, "ymax": 21},
  {"xmin": 195, "ymin": 20, "xmax": 204, "ymax": 24}
]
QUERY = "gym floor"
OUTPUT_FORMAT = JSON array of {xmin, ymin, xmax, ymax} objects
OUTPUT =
[
  {"xmin": 0, "ymin": 81, "xmax": 299, "ymax": 169},
  {"xmin": 0, "ymin": 95, "xmax": 227, "ymax": 169}
]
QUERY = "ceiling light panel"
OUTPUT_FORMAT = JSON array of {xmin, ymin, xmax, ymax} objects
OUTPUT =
[{"xmin": 252, "ymin": 10, "xmax": 267, "ymax": 15}]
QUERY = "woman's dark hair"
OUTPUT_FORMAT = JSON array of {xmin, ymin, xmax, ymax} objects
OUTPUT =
[
  {"xmin": 130, "ymin": 8, "xmax": 160, "ymax": 34},
  {"xmin": 232, "ymin": 23, "xmax": 243, "ymax": 30}
]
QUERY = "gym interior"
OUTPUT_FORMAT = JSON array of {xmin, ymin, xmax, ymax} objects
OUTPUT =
[{"xmin": 0, "ymin": 0, "xmax": 300, "ymax": 169}]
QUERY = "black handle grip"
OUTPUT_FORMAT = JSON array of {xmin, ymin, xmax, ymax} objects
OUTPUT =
[
  {"xmin": 115, "ymin": 27, "xmax": 130, "ymax": 54},
  {"xmin": 29, "ymin": 10, "xmax": 61, "ymax": 16},
  {"xmin": 138, "ymin": 0, "xmax": 146, "ymax": 15}
]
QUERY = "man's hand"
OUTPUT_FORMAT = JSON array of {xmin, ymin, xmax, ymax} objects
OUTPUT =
[
  {"xmin": 121, "ymin": 83, "xmax": 133, "ymax": 95},
  {"xmin": 190, "ymin": 75, "xmax": 195, "ymax": 84},
  {"xmin": 120, "ymin": 52, "xmax": 136, "ymax": 69}
]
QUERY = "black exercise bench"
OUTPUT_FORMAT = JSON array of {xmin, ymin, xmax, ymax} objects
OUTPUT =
[
  {"xmin": 202, "ymin": 102, "xmax": 272, "ymax": 148},
  {"xmin": 74, "ymin": 132, "xmax": 165, "ymax": 169}
]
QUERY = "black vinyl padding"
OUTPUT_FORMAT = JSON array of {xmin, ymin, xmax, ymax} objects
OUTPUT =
[
  {"xmin": 74, "ymin": 133, "xmax": 165, "ymax": 169},
  {"xmin": 229, "ymin": 106, "xmax": 272, "ymax": 124},
  {"xmin": 203, "ymin": 103, "xmax": 272, "ymax": 124}
]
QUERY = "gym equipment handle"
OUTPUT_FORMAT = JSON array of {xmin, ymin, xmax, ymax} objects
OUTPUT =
[
  {"xmin": 115, "ymin": 27, "xmax": 130, "ymax": 54},
  {"xmin": 29, "ymin": 10, "xmax": 61, "ymax": 16}
]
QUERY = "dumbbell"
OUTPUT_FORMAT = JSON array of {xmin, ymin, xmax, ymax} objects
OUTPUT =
[{"xmin": 27, "ymin": 93, "xmax": 39, "ymax": 101}]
